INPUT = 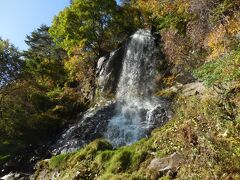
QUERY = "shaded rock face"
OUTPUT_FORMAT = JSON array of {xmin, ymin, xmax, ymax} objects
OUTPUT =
[
  {"xmin": 96, "ymin": 45, "xmax": 126, "ymax": 98},
  {"xmin": 148, "ymin": 152, "xmax": 182, "ymax": 179},
  {"xmin": 0, "ymin": 142, "xmax": 52, "ymax": 178},
  {"xmin": 146, "ymin": 104, "xmax": 169, "ymax": 131},
  {"xmin": 50, "ymin": 102, "xmax": 116, "ymax": 154}
]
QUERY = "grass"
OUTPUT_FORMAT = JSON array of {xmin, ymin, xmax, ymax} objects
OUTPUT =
[
  {"xmin": 194, "ymin": 48, "xmax": 240, "ymax": 86},
  {"xmin": 34, "ymin": 87, "xmax": 240, "ymax": 179}
]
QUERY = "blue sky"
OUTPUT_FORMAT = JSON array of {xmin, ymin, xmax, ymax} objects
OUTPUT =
[
  {"xmin": 0, "ymin": 0, "xmax": 70, "ymax": 50},
  {"xmin": 0, "ymin": 0, "xmax": 121, "ymax": 51}
]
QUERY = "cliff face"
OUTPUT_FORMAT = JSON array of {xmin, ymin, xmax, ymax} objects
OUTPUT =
[
  {"xmin": 33, "ymin": 81, "xmax": 240, "ymax": 179},
  {"xmin": 46, "ymin": 29, "xmax": 170, "ymax": 155},
  {"xmin": 96, "ymin": 45, "xmax": 125, "ymax": 99},
  {"xmin": 33, "ymin": 29, "xmax": 240, "ymax": 179}
]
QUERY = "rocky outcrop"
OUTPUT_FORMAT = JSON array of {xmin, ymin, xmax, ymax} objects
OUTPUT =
[
  {"xmin": 159, "ymin": 81, "xmax": 206, "ymax": 99},
  {"xmin": 96, "ymin": 45, "xmax": 125, "ymax": 99},
  {"xmin": 146, "ymin": 104, "xmax": 169, "ymax": 130},
  {"xmin": 148, "ymin": 152, "xmax": 182, "ymax": 172},
  {"xmin": 148, "ymin": 152, "xmax": 182, "ymax": 179},
  {"xmin": 50, "ymin": 102, "xmax": 116, "ymax": 154},
  {"xmin": 0, "ymin": 143, "xmax": 51, "ymax": 178},
  {"xmin": 181, "ymin": 82, "xmax": 206, "ymax": 97}
]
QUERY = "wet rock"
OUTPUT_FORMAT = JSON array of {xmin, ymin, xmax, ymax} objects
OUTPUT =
[
  {"xmin": 96, "ymin": 46, "xmax": 125, "ymax": 98},
  {"xmin": 146, "ymin": 105, "xmax": 169, "ymax": 130},
  {"xmin": 50, "ymin": 102, "xmax": 117, "ymax": 154},
  {"xmin": 0, "ymin": 172, "xmax": 29, "ymax": 180},
  {"xmin": 0, "ymin": 142, "xmax": 52, "ymax": 178}
]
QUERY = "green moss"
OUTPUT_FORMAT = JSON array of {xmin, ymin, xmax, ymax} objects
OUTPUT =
[
  {"xmin": 106, "ymin": 150, "xmax": 132, "ymax": 173},
  {"xmin": 49, "ymin": 153, "xmax": 69, "ymax": 169},
  {"xmin": 159, "ymin": 176, "xmax": 171, "ymax": 180},
  {"xmin": 69, "ymin": 139, "xmax": 112, "ymax": 162},
  {"xmin": 95, "ymin": 150, "xmax": 115, "ymax": 171},
  {"xmin": 100, "ymin": 173, "xmax": 145, "ymax": 180},
  {"xmin": 35, "ymin": 89, "xmax": 240, "ymax": 179},
  {"xmin": 0, "ymin": 155, "xmax": 11, "ymax": 165}
]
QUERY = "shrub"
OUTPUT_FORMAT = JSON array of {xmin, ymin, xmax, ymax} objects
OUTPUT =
[{"xmin": 194, "ymin": 48, "xmax": 240, "ymax": 86}]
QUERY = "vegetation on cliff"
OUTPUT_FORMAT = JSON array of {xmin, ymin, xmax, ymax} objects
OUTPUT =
[
  {"xmin": 1, "ymin": 0, "xmax": 240, "ymax": 179},
  {"xmin": 35, "ymin": 90, "xmax": 240, "ymax": 179},
  {"xmin": 0, "ymin": 0, "xmax": 140, "ymax": 166}
]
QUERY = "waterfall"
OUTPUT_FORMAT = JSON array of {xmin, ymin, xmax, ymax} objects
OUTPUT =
[
  {"xmin": 104, "ymin": 29, "xmax": 162, "ymax": 147},
  {"xmin": 50, "ymin": 29, "xmax": 169, "ymax": 154}
]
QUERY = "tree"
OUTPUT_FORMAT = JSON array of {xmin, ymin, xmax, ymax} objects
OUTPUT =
[
  {"xmin": 24, "ymin": 25, "xmax": 67, "ymax": 87},
  {"xmin": 50, "ymin": 0, "xmax": 121, "ymax": 57},
  {"xmin": 0, "ymin": 38, "xmax": 22, "ymax": 88}
]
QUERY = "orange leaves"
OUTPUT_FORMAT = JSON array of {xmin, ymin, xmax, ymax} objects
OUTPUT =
[{"xmin": 205, "ymin": 14, "xmax": 240, "ymax": 60}]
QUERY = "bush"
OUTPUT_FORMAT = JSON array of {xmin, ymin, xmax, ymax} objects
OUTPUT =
[{"xmin": 194, "ymin": 48, "xmax": 240, "ymax": 86}]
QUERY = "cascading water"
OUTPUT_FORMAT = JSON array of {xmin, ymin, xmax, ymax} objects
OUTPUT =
[
  {"xmin": 51, "ymin": 29, "xmax": 169, "ymax": 154},
  {"xmin": 104, "ymin": 29, "xmax": 164, "ymax": 147},
  {"xmin": 0, "ymin": 29, "xmax": 170, "ymax": 179}
]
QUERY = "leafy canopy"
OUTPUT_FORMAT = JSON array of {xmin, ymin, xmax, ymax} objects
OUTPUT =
[
  {"xmin": 50, "ymin": 0, "xmax": 118, "ymax": 57},
  {"xmin": 24, "ymin": 25, "xmax": 67, "ymax": 87},
  {"xmin": 0, "ymin": 38, "xmax": 22, "ymax": 88}
]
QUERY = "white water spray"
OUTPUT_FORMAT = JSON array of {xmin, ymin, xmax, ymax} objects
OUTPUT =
[{"xmin": 104, "ymin": 29, "xmax": 162, "ymax": 147}]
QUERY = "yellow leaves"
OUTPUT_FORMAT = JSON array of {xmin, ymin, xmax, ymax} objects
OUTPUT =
[
  {"xmin": 206, "ymin": 24, "xmax": 225, "ymax": 45},
  {"xmin": 163, "ymin": 75, "xmax": 179, "ymax": 87},
  {"xmin": 177, "ymin": 1, "xmax": 190, "ymax": 14},
  {"xmin": 51, "ymin": 105, "xmax": 65, "ymax": 113},
  {"xmin": 205, "ymin": 15, "xmax": 240, "ymax": 61},
  {"xmin": 227, "ymin": 14, "xmax": 240, "ymax": 36},
  {"xmin": 42, "ymin": 58, "xmax": 50, "ymax": 65}
]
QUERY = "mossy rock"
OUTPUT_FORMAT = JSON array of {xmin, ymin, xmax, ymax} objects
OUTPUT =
[{"xmin": 35, "ymin": 89, "xmax": 240, "ymax": 179}]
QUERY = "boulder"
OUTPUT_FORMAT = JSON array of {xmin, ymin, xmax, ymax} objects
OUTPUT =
[
  {"xmin": 182, "ymin": 81, "xmax": 206, "ymax": 96},
  {"xmin": 148, "ymin": 152, "xmax": 182, "ymax": 172},
  {"xmin": 147, "ymin": 105, "xmax": 168, "ymax": 128}
]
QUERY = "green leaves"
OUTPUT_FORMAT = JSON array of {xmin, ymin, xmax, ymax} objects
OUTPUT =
[
  {"xmin": 194, "ymin": 48, "xmax": 240, "ymax": 86},
  {"xmin": 50, "ymin": 0, "xmax": 118, "ymax": 57},
  {"xmin": 49, "ymin": 0, "xmax": 141, "ymax": 57},
  {"xmin": 0, "ymin": 38, "xmax": 22, "ymax": 88},
  {"xmin": 24, "ymin": 25, "xmax": 67, "ymax": 87}
]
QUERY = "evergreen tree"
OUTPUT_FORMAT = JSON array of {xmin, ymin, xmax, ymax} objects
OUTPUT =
[
  {"xmin": 24, "ymin": 25, "xmax": 67, "ymax": 87},
  {"xmin": 0, "ymin": 38, "xmax": 22, "ymax": 88}
]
